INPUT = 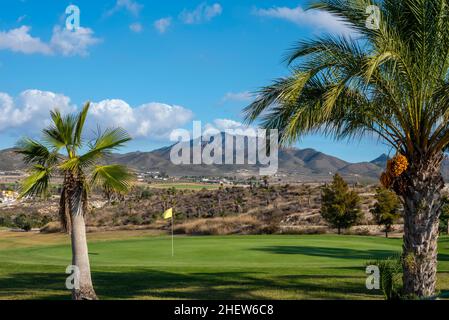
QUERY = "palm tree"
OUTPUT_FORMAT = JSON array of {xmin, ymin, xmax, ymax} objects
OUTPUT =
[
  {"xmin": 17, "ymin": 102, "xmax": 134, "ymax": 300},
  {"xmin": 244, "ymin": 0, "xmax": 449, "ymax": 298}
]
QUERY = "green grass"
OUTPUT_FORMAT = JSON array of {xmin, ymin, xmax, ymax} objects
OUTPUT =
[{"xmin": 1, "ymin": 232, "xmax": 449, "ymax": 300}]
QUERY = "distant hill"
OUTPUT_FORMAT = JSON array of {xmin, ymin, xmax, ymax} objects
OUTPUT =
[
  {"xmin": 102, "ymin": 136, "xmax": 386, "ymax": 181},
  {"xmin": 0, "ymin": 148, "xmax": 27, "ymax": 171},
  {"xmin": 370, "ymin": 154, "xmax": 389, "ymax": 167},
  {"xmin": 2, "ymin": 137, "xmax": 448, "ymax": 182}
]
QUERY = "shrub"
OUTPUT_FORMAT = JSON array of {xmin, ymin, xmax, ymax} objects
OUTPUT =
[
  {"xmin": 126, "ymin": 215, "xmax": 143, "ymax": 225},
  {"xmin": 367, "ymin": 255, "xmax": 402, "ymax": 300},
  {"xmin": 258, "ymin": 223, "xmax": 279, "ymax": 235},
  {"xmin": 140, "ymin": 188, "xmax": 153, "ymax": 200},
  {"xmin": 0, "ymin": 215, "xmax": 13, "ymax": 227},
  {"xmin": 13, "ymin": 214, "xmax": 32, "ymax": 232}
]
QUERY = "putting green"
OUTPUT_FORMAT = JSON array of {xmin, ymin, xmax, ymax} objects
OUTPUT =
[{"xmin": 0, "ymin": 232, "xmax": 448, "ymax": 300}]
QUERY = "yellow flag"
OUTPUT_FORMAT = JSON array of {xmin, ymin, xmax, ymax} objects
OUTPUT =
[{"xmin": 163, "ymin": 208, "xmax": 173, "ymax": 220}]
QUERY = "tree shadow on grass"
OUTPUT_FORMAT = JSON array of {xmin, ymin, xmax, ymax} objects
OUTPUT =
[
  {"xmin": 0, "ymin": 271, "xmax": 68, "ymax": 300},
  {"xmin": 85, "ymin": 269, "xmax": 380, "ymax": 300},
  {"xmin": 437, "ymin": 253, "xmax": 449, "ymax": 262},
  {"xmin": 0, "ymin": 268, "xmax": 381, "ymax": 300},
  {"xmin": 251, "ymin": 246, "xmax": 398, "ymax": 261},
  {"xmin": 248, "ymin": 244, "xmax": 449, "ymax": 265}
]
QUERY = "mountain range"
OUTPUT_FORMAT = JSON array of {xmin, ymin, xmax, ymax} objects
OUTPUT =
[{"xmin": 1, "ymin": 137, "xmax": 448, "ymax": 182}]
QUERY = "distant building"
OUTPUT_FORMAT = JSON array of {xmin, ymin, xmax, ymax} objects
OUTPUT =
[{"xmin": 0, "ymin": 190, "xmax": 19, "ymax": 205}]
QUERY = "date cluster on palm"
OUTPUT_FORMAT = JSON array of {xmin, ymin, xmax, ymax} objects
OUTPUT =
[{"xmin": 380, "ymin": 154, "xmax": 409, "ymax": 190}]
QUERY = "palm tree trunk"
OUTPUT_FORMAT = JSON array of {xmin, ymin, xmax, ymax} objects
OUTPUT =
[
  {"xmin": 71, "ymin": 213, "xmax": 97, "ymax": 300},
  {"xmin": 401, "ymin": 154, "xmax": 444, "ymax": 298},
  {"xmin": 65, "ymin": 176, "xmax": 97, "ymax": 300}
]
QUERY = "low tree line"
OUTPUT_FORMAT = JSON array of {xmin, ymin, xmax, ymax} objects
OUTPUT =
[
  {"xmin": 321, "ymin": 174, "xmax": 449, "ymax": 237},
  {"xmin": 320, "ymin": 174, "xmax": 401, "ymax": 237}
]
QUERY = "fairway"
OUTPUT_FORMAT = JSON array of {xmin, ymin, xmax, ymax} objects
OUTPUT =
[{"xmin": 1, "ymin": 232, "xmax": 449, "ymax": 300}]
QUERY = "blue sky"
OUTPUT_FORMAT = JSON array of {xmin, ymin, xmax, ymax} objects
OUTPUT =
[{"xmin": 0, "ymin": 0, "xmax": 388, "ymax": 162}]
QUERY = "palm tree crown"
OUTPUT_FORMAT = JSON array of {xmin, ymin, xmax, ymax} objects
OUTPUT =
[
  {"xmin": 244, "ymin": 0, "xmax": 449, "ymax": 298},
  {"xmin": 17, "ymin": 102, "xmax": 134, "ymax": 231},
  {"xmin": 245, "ymin": 0, "xmax": 449, "ymax": 164}
]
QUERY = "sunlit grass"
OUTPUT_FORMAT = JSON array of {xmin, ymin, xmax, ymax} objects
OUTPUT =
[{"xmin": 0, "ymin": 232, "xmax": 448, "ymax": 300}]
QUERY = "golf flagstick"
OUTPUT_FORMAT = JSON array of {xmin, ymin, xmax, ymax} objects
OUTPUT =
[
  {"xmin": 171, "ymin": 213, "xmax": 174, "ymax": 257},
  {"xmin": 163, "ymin": 208, "xmax": 174, "ymax": 257}
]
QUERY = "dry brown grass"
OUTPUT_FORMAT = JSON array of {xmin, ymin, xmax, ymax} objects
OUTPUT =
[
  {"xmin": 174, "ymin": 215, "xmax": 264, "ymax": 235},
  {"xmin": 0, "ymin": 229, "xmax": 166, "ymax": 250},
  {"xmin": 279, "ymin": 225, "xmax": 328, "ymax": 235},
  {"xmin": 39, "ymin": 221, "xmax": 62, "ymax": 233}
]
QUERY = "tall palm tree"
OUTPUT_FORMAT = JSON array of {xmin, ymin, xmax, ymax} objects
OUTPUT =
[
  {"xmin": 17, "ymin": 102, "xmax": 134, "ymax": 300},
  {"xmin": 244, "ymin": 0, "xmax": 449, "ymax": 298}
]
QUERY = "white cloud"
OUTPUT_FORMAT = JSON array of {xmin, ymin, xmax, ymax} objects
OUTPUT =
[
  {"xmin": 106, "ymin": 0, "xmax": 143, "ymax": 17},
  {"xmin": 0, "ymin": 25, "xmax": 100, "ymax": 56},
  {"xmin": 129, "ymin": 22, "xmax": 143, "ymax": 33},
  {"xmin": 253, "ymin": 5, "xmax": 354, "ymax": 35},
  {"xmin": 0, "ymin": 26, "xmax": 52, "ymax": 55},
  {"xmin": 89, "ymin": 99, "xmax": 136, "ymax": 130},
  {"xmin": 154, "ymin": 18, "xmax": 172, "ymax": 34},
  {"xmin": 0, "ymin": 90, "xmax": 75, "ymax": 134},
  {"xmin": 50, "ymin": 26, "xmax": 101, "ymax": 57},
  {"xmin": 180, "ymin": 3, "xmax": 223, "ymax": 24},
  {"xmin": 203, "ymin": 118, "xmax": 257, "ymax": 136},
  {"xmin": 204, "ymin": 3, "xmax": 223, "ymax": 20},
  {"xmin": 213, "ymin": 119, "xmax": 246, "ymax": 130},
  {"xmin": 86, "ymin": 100, "xmax": 194, "ymax": 139},
  {"xmin": 0, "ymin": 90, "xmax": 194, "ymax": 141},
  {"xmin": 222, "ymin": 91, "xmax": 253, "ymax": 103},
  {"xmin": 89, "ymin": 100, "xmax": 194, "ymax": 139}
]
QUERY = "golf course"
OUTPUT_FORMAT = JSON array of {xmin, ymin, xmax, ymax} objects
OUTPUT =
[{"xmin": 1, "ymin": 232, "xmax": 449, "ymax": 300}]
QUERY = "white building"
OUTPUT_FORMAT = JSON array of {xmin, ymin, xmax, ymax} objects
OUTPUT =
[{"xmin": 0, "ymin": 190, "xmax": 19, "ymax": 205}]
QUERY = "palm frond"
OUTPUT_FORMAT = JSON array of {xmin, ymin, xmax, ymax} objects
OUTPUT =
[
  {"xmin": 78, "ymin": 128, "xmax": 132, "ymax": 167},
  {"xmin": 74, "ymin": 102, "xmax": 90, "ymax": 148},
  {"xmin": 15, "ymin": 138, "xmax": 59, "ymax": 166},
  {"xmin": 90, "ymin": 164, "xmax": 134, "ymax": 194},
  {"xmin": 42, "ymin": 109, "xmax": 78, "ymax": 155},
  {"xmin": 245, "ymin": 0, "xmax": 449, "ymax": 158},
  {"xmin": 19, "ymin": 165, "xmax": 52, "ymax": 198},
  {"xmin": 58, "ymin": 157, "xmax": 82, "ymax": 172}
]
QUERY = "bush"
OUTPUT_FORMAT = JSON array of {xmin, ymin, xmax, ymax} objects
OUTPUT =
[
  {"xmin": 0, "ymin": 215, "xmax": 13, "ymax": 227},
  {"xmin": 140, "ymin": 188, "xmax": 153, "ymax": 200},
  {"xmin": 13, "ymin": 214, "xmax": 33, "ymax": 232},
  {"xmin": 258, "ymin": 223, "xmax": 279, "ymax": 235},
  {"xmin": 126, "ymin": 215, "xmax": 143, "ymax": 225},
  {"xmin": 367, "ymin": 255, "xmax": 402, "ymax": 300}
]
